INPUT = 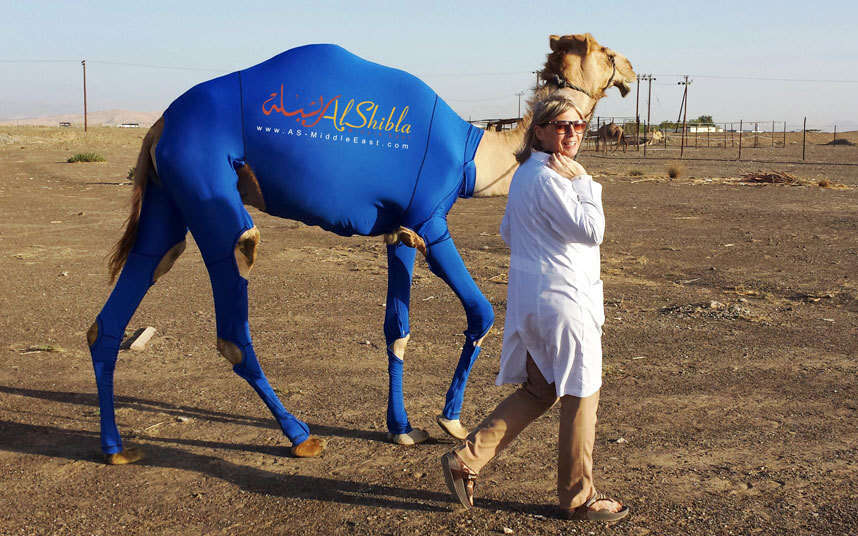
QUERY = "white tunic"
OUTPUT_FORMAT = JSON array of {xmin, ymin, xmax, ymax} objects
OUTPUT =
[{"xmin": 496, "ymin": 152, "xmax": 606, "ymax": 398}]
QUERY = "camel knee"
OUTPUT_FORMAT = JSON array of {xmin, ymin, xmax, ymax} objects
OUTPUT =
[
  {"xmin": 217, "ymin": 338, "xmax": 244, "ymax": 365},
  {"xmin": 234, "ymin": 227, "xmax": 260, "ymax": 279},
  {"xmin": 152, "ymin": 240, "xmax": 186, "ymax": 283},
  {"xmin": 388, "ymin": 334, "xmax": 411, "ymax": 359},
  {"xmin": 466, "ymin": 297, "xmax": 495, "ymax": 346},
  {"xmin": 474, "ymin": 325, "xmax": 492, "ymax": 348},
  {"xmin": 87, "ymin": 321, "xmax": 99, "ymax": 347}
]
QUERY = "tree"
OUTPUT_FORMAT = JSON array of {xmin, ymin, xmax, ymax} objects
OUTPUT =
[{"xmin": 689, "ymin": 114, "xmax": 714, "ymax": 125}]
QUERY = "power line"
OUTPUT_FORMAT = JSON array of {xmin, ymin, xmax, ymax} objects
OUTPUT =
[
  {"xmin": 4, "ymin": 59, "xmax": 858, "ymax": 84},
  {"xmin": 655, "ymin": 73, "xmax": 858, "ymax": 84}
]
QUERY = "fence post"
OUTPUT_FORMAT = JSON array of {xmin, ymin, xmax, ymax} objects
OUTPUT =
[
  {"xmin": 802, "ymin": 117, "xmax": 807, "ymax": 160},
  {"xmin": 833, "ymin": 124, "xmax": 837, "ymax": 144},
  {"xmin": 738, "ymin": 120, "xmax": 743, "ymax": 160},
  {"xmin": 771, "ymin": 120, "xmax": 775, "ymax": 148},
  {"xmin": 754, "ymin": 122, "xmax": 759, "ymax": 148},
  {"xmin": 643, "ymin": 120, "xmax": 647, "ymax": 158},
  {"xmin": 783, "ymin": 121, "xmax": 786, "ymax": 148}
]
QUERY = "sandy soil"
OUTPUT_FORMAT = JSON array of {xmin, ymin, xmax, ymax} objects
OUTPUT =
[{"xmin": 1, "ymin": 126, "xmax": 856, "ymax": 535}]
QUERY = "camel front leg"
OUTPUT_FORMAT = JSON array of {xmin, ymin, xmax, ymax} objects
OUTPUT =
[
  {"xmin": 420, "ymin": 223, "xmax": 494, "ymax": 440},
  {"xmin": 383, "ymin": 243, "xmax": 429, "ymax": 445}
]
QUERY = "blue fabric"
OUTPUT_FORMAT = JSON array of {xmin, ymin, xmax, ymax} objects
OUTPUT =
[
  {"xmin": 90, "ymin": 44, "xmax": 490, "ymax": 452},
  {"xmin": 386, "ymin": 352, "xmax": 411, "ymax": 435},
  {"xmin": 443, "ymin": 340, "xmax": 483, "ymax": 420},
  {"xmin": 239, "ymin": 44, "xmax": 482, "ymax": 236}
]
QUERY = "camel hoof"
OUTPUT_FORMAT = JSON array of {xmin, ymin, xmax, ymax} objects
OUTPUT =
[
  {"xmin": 105, "ymin": 446, "xmax": 144, "ymax": 465},
  {"xmin": 291, "ymin": 436, "xmax": 325, "ymax": 458},
  {"xmin": 436, "ymin": 415, "xmax": 469, "ymax": 440},
  {"xmin": 387, "ymin": 428, "xmax": 429, "ymax": 446}
]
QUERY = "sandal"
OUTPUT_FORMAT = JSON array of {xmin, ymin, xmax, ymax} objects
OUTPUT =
[
  {"xmin": 563, "ymin": 489, "xmax": 629, "ymax": 522},
  {"xmin": 441, "ymin": 451, "xmax": 477, "ymax": 508}
]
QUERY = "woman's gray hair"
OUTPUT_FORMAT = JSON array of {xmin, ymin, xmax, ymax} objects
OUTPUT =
[{"xmin": 515, "ymin": 88, "xmax": 587, "ymax": 164}]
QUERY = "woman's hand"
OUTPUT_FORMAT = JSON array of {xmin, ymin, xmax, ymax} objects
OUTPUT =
[{"xmin": 548, "ymin": 153, "xmax": 587, "ymax": 181}]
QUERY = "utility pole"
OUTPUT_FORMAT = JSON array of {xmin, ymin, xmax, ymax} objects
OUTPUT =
[
  {"xmin": 81, "ymin": 59, "xmax": 88, "ymax": 133},
  {"xmin": 532, "ymin": 70, "xmax": 540, "ymax": 90},
  {"xmin": 516, "ymin": 91, "xmax": 525, "ymax": 119},
  {"xmin": 642, "ymin": 74, "xmax": 654, "ymax": 158},
  {"xmin": 677, "ymin": 76, "xmax": 692, "ymax": 158},
  {"xmin": 634, "ymin": 74, "xmax": 641, "ymax": 148}
]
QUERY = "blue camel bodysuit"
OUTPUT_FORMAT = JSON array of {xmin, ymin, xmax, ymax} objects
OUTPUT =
[{"xmin": 89, "ymin": 44, "xmax": 493, "ymax": 454}]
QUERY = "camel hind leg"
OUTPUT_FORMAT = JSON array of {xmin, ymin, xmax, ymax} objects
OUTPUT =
[
  {"xmin": 156, "ymin": 146, "xmax": 323, "ymax": 458},
  {"xmin": 88, "ymin": 181, "xmax": 187, "ymax": 462}
]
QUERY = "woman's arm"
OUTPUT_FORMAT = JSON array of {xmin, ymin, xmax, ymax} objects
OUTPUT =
[{"xmin": 537, "ymin": 171, "xmax": 605, "ymax": 246}]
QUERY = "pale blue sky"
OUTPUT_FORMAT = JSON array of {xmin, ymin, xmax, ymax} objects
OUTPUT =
[{"xmin": 2, "ymin": 1, "xmax": 857, "ymax": 129}]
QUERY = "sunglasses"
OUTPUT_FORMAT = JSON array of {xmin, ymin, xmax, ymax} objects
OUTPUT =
[{"xmin": 542, "ymin": 120, "xmax": 588, "ymax": 134}]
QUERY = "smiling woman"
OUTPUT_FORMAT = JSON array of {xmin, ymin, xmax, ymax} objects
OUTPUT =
[{"xmin": 441, "ymin": 88, "xmax": 629, "ymax": 522}]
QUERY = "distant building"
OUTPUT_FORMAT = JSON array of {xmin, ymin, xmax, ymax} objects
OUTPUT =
[
  {"xmin": 59, "ymin": 121, "xmax": 72, "ymax": 127},
  {"xmin": 688, "ymin": 125, "xmax": 722, "ymax": 133},
  {"xmin": 118, "ymin": 122, "xmax": 140, "ymax": 128}
]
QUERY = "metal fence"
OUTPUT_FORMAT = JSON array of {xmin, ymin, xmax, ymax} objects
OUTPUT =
[{"xmin": 579, "ymin": 117, "xmax": 856, "ymax": 164}]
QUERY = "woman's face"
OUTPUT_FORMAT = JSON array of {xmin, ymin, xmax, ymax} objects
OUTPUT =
[{"xmin": 534, "ymin": 108, "xmax": 586, "ymax": 158}]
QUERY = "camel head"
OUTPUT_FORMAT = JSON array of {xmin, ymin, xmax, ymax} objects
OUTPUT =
[{"xmin": 540, "ymin": 33, "xmax": 636, "ymax": 113}]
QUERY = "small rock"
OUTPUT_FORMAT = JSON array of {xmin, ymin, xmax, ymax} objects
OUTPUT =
[
  {"xmin": 610, "ymin": 437, "xmax": 627, "ymax": 444},
  {"xmin": 708, "ymin": 300, "xmax": 725, "ymax": 310},
  {"xmin": 59, "ymin": 271, "xmax": 69, "ymax": 277},
  {"xmin": 502, "ymin": 528, "xmax": 514, "ymax": 535},
  {"xmin": 127, "ymin": 326, "xmax": 157, "ymax": 351},
  {"xmin": 728, "ymin": 304, "xmax": 751, "ymax": 316},
  {"xmin": 532, "ymin": 514, "xmax": 546, "ymax": 521},
  {"xmin": 176, "ymin": 416, "xmax": 191, "ymax": 424}
]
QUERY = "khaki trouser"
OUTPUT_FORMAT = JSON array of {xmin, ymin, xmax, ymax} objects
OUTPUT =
[{"xmin": 455, "ymin": 355, "xmax": 600, "ymax": 509}]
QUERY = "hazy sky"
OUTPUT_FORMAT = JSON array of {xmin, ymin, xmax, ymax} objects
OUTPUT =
[{"xmin": 3, "ymin": 1, "xmax": 857, "ymax": 129}]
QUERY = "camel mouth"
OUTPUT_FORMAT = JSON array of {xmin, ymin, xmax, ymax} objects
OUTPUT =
[{"xmin": 617, "ymin": 82, "xmax": 631, "ymax": 97}]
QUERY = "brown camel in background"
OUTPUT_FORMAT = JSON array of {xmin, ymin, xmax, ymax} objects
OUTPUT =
[{"xmin": 595, "ymin": 122, "xmax": 627, "ymax": 153}]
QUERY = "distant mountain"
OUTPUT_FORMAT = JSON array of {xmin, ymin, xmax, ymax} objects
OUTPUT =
[{"xmin": 0, "ymin": 109, "xmax": 161, "ymax": 127}]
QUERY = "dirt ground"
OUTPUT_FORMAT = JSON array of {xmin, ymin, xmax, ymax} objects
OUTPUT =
[{"xmin": 1, "ymin": 126, "xmax": 856, "ymax": 536}]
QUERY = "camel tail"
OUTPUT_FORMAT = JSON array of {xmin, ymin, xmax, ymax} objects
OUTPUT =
[{"xmin": 108, "ymin": 117, "xmax": 164, "ymax": 283}]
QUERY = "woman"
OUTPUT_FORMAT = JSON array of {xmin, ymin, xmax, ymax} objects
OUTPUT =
[{"xmin": 440, "ymin": 89, "xmax": 628, "ymax": 522}]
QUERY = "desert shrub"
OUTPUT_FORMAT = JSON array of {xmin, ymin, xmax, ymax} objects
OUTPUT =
[
  {"xmin": 67, "ymin": 152, "xmax": 105, "ymax": 163},
  {"xmin": 667, "ymin": 163, "xmax": 684, "ymax": 179},
  {"xmin": 818, "ymin": 179, "xmax": 831, "ymax": 188},
  {"xmin": 628, "ymin": 169, "xmax": 644, "ymax": 177}
]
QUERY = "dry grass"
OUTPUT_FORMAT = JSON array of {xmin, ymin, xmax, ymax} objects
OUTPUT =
[{"xmin": 67, "ymin": 152, "xmax": 106, "ymax": 163}]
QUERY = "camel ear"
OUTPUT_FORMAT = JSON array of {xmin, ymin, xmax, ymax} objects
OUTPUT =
[
  {"xmin": 549, "ymin": 34, "xmax": 561, "ymax": 51},
  {"xmin": 605, "ymin": 48, "xmax": 636, "ymax": 97}
]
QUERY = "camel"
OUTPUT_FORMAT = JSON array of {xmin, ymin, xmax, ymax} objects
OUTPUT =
[
  {"xmin": 595, "ymin": 122, "xmax": 627, "ymax": 153},
  {"xmin": 645, "ymin": 129, "xmax": 664, "ymax": 145},
  {"xmin": 88, "ymin": 33, "xmax": 634, "ymax": 464}
]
